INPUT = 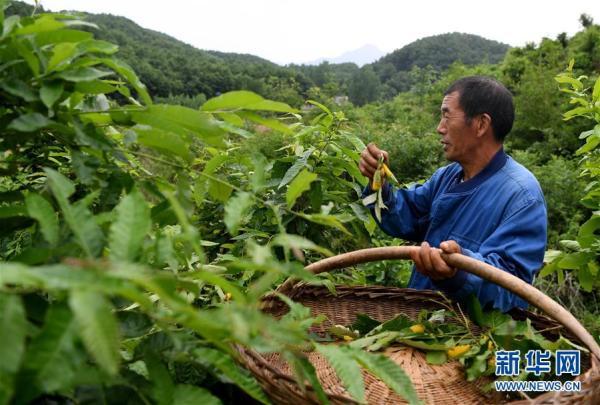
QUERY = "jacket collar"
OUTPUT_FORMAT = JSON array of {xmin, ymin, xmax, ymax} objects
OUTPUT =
[{"xmin": 448, "ymin": 148, "xmax": 508, "ymax": 193}]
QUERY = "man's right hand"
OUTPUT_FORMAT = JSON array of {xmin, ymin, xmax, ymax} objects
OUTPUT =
[{"xmin": 359, "ymin": 143, "xmax": 389, "ymax": 180}]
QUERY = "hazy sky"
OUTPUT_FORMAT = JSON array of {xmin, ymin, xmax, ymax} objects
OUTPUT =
[{"xmin": 23, "ymin": 0, "xmax": 600, "ymax": 65}]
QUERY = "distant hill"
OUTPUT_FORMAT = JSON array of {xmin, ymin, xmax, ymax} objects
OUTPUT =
[
  {"xmin": 6, "ymin": 2, "xmax": 311, "ymax": 102},
  {"xmin": 371, "ymin": 33, "xmax": 509, "ymax": 92},
  {"xmin": 6, "ymin": 2, "xmax": 511, "ymax": 103},
  {"xmin": 307, "ymin": 44, "xmax": 384, "ymax": 67},
  {"xmin": 82, "ymin": 14, "xmax": 314, "ymax": 99}
]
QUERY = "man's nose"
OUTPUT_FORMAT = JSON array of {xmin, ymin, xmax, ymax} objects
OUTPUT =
[{"xmin": 436, "ymin": 120, "xmax": 445, "ymax": 135}]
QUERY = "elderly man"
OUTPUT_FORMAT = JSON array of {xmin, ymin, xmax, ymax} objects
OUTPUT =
[{"xmin": 359, "ymin": 76, "xmax": 547, "ymax": 312}]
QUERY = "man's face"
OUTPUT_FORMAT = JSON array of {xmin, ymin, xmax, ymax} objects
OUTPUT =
[{"xmin": 437, "ymin": 91, "xmax": 478, "ymax": 163}]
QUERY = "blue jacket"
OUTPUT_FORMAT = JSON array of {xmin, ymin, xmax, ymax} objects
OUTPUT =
[{"xmin": 365, "ymin": 149, "xmax": 547, "ymax": 312}]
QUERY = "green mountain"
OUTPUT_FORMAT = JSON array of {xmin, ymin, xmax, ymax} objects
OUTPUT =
[
  {"xmin": 371, "ymin": 33, "xmax": 509, "ymax": 93},
  {"xmin": 6, "ymin": 2, "xmax": 511, "ymax": 104},
  {"xmin": 375, "ymin": 32, "xmax": 508, "ymax": 71},
  {"xmin": 82, "ymin": 14, "xmax": 314, "ymax": 102}
]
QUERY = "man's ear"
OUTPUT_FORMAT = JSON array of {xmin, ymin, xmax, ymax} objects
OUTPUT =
[{"xmin": 476, "ymin": 113, "xmax": 492, "ymax": 137}]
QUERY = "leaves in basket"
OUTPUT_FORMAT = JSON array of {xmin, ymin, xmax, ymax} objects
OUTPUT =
[
  {"xmin": 351, "ymin": 313, "xmax": 381, "ymax": 335},
  {"xmin": 331, "ymin": 305, "xmax": 585, "ymax": 387}
]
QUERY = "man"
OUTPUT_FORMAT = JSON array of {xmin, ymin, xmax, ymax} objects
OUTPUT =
[{"xmin": 359, "ymin": 76, "xmax": 547, "ymax": 312}]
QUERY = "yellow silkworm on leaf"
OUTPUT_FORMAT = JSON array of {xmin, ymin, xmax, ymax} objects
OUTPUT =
[
  {"xmin": 409, "ymin": 324, "xmax": 425, "ymax": 334},
  {"xmin": 447, "ymin": 344, "xmax": 471, "ymax": 358}
]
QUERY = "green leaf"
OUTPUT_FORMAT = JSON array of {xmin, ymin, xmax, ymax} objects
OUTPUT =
[
  {"xmin": 368, "ymin": 314, "xmax": 412, "ymax": 334},
  {"xmin": 224, "ymin": 191, "xmax": 253, "ymax": 235},
  {"xmin": 15, "ymin": 15, "xmax": 65, "ymax": 35},
  {"xmin": 0, "ymin": 288, "xmax": 24, "ymax": 400},
  {"xmin": 193, "ymin": 348, "xmax": 269, "ymax": 404},
  {"xmin": 173, "ymin": 385, "xmax": 221, "ymax": 405},
  {"xmin": 58, "ymin": 67, "xmax": 112, "ymax": 82},
  {"xmin": 555, "ymin": 74, "xmax": 583, "ymax": 90},
  {"xmin": 352, "ymin": 350, "xmax": 419, "ymax": 405},
  {"xmin": 78, "ymin": 39, "xmax": 119, "ymax": 55},
  {"xmin": 25, "ymin": 193, "xmax": 59, "ymax": 246},
  {"xmin": 116, "ymin": 311, "xmax": 153, "ymax": 338},
  {"xmin": 216, "ymin": 111, "xmax": 245, "ymax": 127},
  {"xmin": 14, "ymin": 39, "xmax": 40, "ymax": 76},
  {"xmin": 47, "ymin": 42, "xmax": 78, "ymax": 72},
  {"xmin": 426, "ymin": 351, "xmax": 447, "ymax": 365},
  {"xmin": 69, "ymin": 289, "xmax": 120, "ymax": 376},
  {"xmin": 208, "ymin": 179, "xmax": 233, "ymax": 203},
  {"xmin": 34, "ymin": 29, "xmax": 93, "ymax": 46},
  {"xmin": 100, "ymin": 58, "xmax": 152, "ymax": 105},
  {"xmin": 237, "ymin": 111, "xmax": 292, "ymax": 134},
  {"xmin": 202, "ymin": 153, "xmax": 229, "ymax": 174},
  {"xmin": 299, "ymin": 213, "xmax": 351, "ymax": 235},
  {"xmin": 19, "ymin": 304, "xmax": 81, "ymax": 397},
  {"xmin": 466, "ymin": 352, "xmax": 489, "ymax": 382},
  {"xmin": 576, "ymin": 134, "xmax": 600, "ymax": 155},
  {"xmin": 285, "ymin": 352, "xmax": 329, "ymax": 405},
  {"xmin": 279, "ymin": 148, "xmax": 315, "ymax": 189},
  {"xmin": 271, "ymin": 233, "xmax": 333, "ymax": 257},
  {"xmin": 557, "ymin": 252, "xmax": 591, "ymax": 270},
  {"xmin": 145, "ymin": 353, "xmax": 174, "ymax": 405},
  {"xmin": 1, "ymin": 79, "xmax": 37, "ymax": 101},
  {"xmin": 40, "ymin": 81, "xmax": 64, "ymax": 109},
  {"xmin": 578, "ymin": 265, "xmax": 594, "ymax": 292},
  {"xmin": 286, "ymin": 169, "xmax": 318, "ymax": 208},
  {"xmin": 249, "ymin": 99, "xmax": 298, "ymax": 113},
  {"xmin": 307, "ymin": 100, "xmax": 333, "ymax": 116},
  {"xmin": 316, "ymin": 344, "xmax": 365, "ymax": 403},
  {"xmin": 396, "ymin": 338, "xmax": 454, "ymax": 351},
  {"xmin": 8, "ymin": 112, "xmax": 51, "ymax": 132},
  {"xmin": 202, "ymin": 90, "xmax": 297, "ymax": 113},
  {"xmin": 132, "ymin": 126, "xmax": 190, "ymax": 160},
  {"xmin": 351, "ymin": 314, "xmax": 382, "ymax": 335},
  {"xmin": 183, "ymin": 271, "xmax": 246, "ymax": 303},
  {"xmin": 109, "ymin": 189, "xmax": 151, "ymax": 261},
  {"xmin": 347, "ymin": 135, "xmax": 367, "ymax": 152},
  {"xmin": 0, "ymin": 204, "xmax": 26, "ymax": 218},
  {"xmin": 539, "ymin": 260, "xmax": 559, "ymax": 278},
  {"xmin": 44, "ymin": 168, "xmax": 75, "ymax": 200},
  {"xmin": 131, "ymin": 105, "xmax": 226, "ymax": 148},
  {"xmin": 593, "ymin": 77, "xmax": 600, "ymax": 103},
  {"xmin": 0, "ymin": 293, "xmax": 26, "ymax": 374},
  {"xmin": 45, "ymin": 169, "xmax": 104, "ymax": 257},
  {"xmin": 466, "ymin": 294, "xmax": 485, "ymax": 326},
  {"xmin": 250, "ymin": 153, "xmax": 268, "ymax": 192},
  {"xmin": 75, "ymin": 80, "xmax": 117, "ymax": 94},
  {"xmin": 564, "ymin": 106, "xmax": 593, "ymax": 120}
]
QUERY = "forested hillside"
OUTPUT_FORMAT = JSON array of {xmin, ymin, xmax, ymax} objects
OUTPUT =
[
  {"xmin": 2, "ymin": 1, "xmax": 600, "ymax": 404},
  {"xmin": 370, "ymin": 33, "xmax": 509, "ymax": 94},
  {"xmin": 6, "ymin": 2, "xmax": 516, "ymax": 106}
]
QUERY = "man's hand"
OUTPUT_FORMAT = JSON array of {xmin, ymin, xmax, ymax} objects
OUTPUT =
[
  {"xmin": 359, "ymin": 143, "xmax": 389, "ymax": 180},
  {"xmin": 410, "ymin": 240, "xmax": 462, "ymax": 281}
]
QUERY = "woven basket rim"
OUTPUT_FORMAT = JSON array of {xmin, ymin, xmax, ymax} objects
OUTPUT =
[{"xmin": 237, "ymin": 283, "xmax": 600, "ymax": 404}]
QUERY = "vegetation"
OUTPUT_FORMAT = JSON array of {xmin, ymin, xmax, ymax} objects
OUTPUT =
[
  {"xmin": 1, "ymin": 0, "xmax": 600, "ymax": 403},
  {"xmin": 0, "ymin": 5, "xmax": 419, "ymax": 404},
  {"xmin": 5, "ymin": 2, "xmax": 514, "ymax": 107}
]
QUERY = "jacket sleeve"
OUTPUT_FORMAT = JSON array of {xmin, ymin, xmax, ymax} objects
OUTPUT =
[
  {"xmin": 433, "ymin": 197, "xmax": 548, "ymax": 312},
  {"xmin": 362, "ymin": 173, "xmax": 438, "ymax": 242}
]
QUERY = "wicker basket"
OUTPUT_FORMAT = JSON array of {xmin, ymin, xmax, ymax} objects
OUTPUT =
[{"xmin": 237, "ymin": 247, "xmax": 600, "ymax": 404}]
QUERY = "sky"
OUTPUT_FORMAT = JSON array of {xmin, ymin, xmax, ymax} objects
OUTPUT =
[{"xmin": 23, "ymin": 0, "xmax": 600, "ymax": 65}]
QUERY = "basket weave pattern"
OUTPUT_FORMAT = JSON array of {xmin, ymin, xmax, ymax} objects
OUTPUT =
[{"xmin": 238, "ymin": 284, "xmax": 600, "ymax": 404}]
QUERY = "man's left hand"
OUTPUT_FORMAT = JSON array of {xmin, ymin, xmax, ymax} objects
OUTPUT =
[{"xmin": 410, "ymin": 240, "xmax": 462, "ymax": 281}]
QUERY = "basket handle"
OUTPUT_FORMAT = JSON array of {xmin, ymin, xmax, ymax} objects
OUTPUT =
[{"xmin": 276, "ymin": 246, "xmax": 600, "ymax": 360}]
